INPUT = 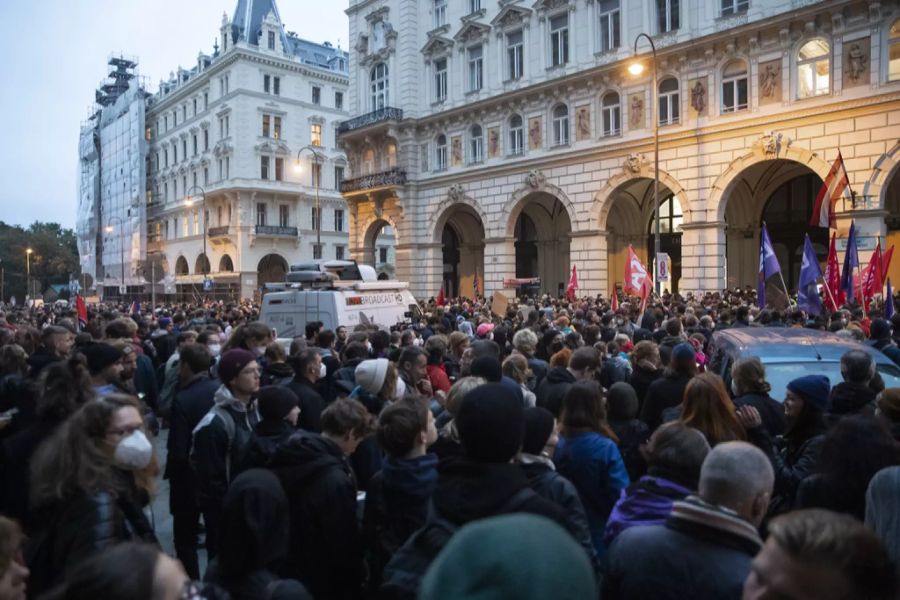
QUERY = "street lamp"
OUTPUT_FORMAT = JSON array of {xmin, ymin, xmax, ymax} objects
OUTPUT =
[
  {"xmin": 629, "ymin": 33, "xmax": 662, "ymax": 296},
  {"xmin": 25, "ymin": 248, "xmax": 32, "ymax": 301},
  {"xmin": 105, "ymin": 216, "xmax": 125, "ymax": 298},
  {"xmin": 295, "ymin": 145, "xmax": 324, "ymax": 254},
  {"xmin": 185, "ymin": 185, "xmax": 208, "ymax": 283}
]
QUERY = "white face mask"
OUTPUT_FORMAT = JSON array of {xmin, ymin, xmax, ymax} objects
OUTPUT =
[
  {"xmin": 731, "ymin": 380, "xmax": 740, "ymax": 397},
  {"xmin": 254, "ymin": 346, "xmax": 266, "ymax": 357},
  {"xmin": 208, "ymin": 344, "xmax": 221, "ymax": 357},
  {"xmin": 413, "ymin": 337, "xmax": 423, "ymax": 347},
  {"xmin": 319, "ymin": 362, "xmax": 327, "ymax": 379},
  {"xmin": 366, "ymin": 341, "xmax": 373, "ymax": 352},
  {"xmin": 394, "ymin": 377, "xmax": 407, "ymax": 401},
  {"xmin": 114, "ymin": 430, "xmax": 153, "ymax": 470}
]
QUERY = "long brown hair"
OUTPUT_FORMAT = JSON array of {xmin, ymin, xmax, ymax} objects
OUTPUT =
[
  {"xmin": 680, "ymin": 373, "xmax": 746, "ymax": 446},
  {"xmin": 30, "ymin": 395, "xmax": 157, "ymax": 509},
  {"xmin": 560, "ymin": 381, "xmax": 619, "ymax": 443}
]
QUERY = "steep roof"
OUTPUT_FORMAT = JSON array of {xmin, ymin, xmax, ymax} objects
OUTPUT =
[{"xmin": 232, "ymin": 0, "xmax": 288, "ymax": 48}]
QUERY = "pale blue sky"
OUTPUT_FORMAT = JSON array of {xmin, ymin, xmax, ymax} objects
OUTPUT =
[{"xmin": 0, "ymin": 0, "xmax": 349, "ymax": 228}]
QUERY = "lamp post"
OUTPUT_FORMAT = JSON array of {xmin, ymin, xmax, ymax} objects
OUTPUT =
[
  {"xmin": 629, "ymin": 33, "xmax": 661, "ymax": 296},
  {"xmin": 105, "ymin": 216, "xmax": 125, "ymax": 298},
  {"xmin": 295, "ymin": 145, "xmax": 324, "ymax": 254},
  {"xmin": 25, "ymin": 248, "xmax": 32, "ymax": 302},
  {"xmin": 185, "ymin": 185, "xmax": 209, "ymax": 282}
]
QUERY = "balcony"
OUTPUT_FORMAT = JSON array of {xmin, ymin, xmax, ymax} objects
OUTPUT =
[
  {"xmin": 207, "ymin": 226, "xmax": 230, "ymax": 238},
  {"xmin": 255, "ymin": 225, "xmax": 298, "ymax": 237},
  {"xmin": 338, "ymin": 107, "xmax": 403, "ymax": 133},
  {"xmin": 340, "ymin": 168, "xmax": 407, "ymax": 194}
]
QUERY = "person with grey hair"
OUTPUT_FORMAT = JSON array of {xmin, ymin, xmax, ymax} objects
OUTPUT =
[
  {"xmin": 513, "ymin": 328, "xmax": 548, "ymax": 389},
  {"xmin": 866, "ymin": 465, "xmax": 900, "ymax": 565},
  {"xmin": 604, "ymin": 442, "xmax": 773, "ymax": 599},
  {"xmin": 829, "ymin": 349, "xmax": 877, "ymax": 421},
  {"xmin": 745, "ymin": 509, "xmax": 898, "ymax": 600}
]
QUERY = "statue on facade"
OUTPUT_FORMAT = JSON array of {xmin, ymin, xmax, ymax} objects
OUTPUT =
[
  {"xmin": 630, "ymin": 95, "xmax": 644, "ymax": 128},
  {"xmin": 488, "ymin": 128, "xmax": 500, "ymax": 157},
  {"xmin": 691, "ymin": 80, "xmax": 706, "ymax": 113},
  {"xmin": 525, "ymin": 169, "xmax": 546, "ymax": 189},
  {"xmin": 847, "ymin": 43, "xmax": 868, "ymax": 83},
  {"xmin": 760, "ymin": 64, "xmax": 779, "ymax": 98},
  {"xmin": 448, "ymin": 184, "xmax": 465, "ymax": 202},
  {"xmin": 577, "ymin": 107, "xmax": 591, "ymax": 138}
]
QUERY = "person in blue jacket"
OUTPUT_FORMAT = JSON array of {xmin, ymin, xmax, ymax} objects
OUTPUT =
[{"xmin": 555, "ymin": 380, "xmax": 629, "ymax": 557}]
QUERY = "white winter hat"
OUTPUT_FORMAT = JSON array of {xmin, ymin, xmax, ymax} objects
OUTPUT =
[{"xmin": 355, "ymin": 359, "xmax": 389, "ymax": 395}]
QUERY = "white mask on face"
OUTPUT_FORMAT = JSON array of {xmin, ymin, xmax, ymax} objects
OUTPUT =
[
  {"xmin": 366, "ymin": 341, "xmax": 373, "ymax": 352},
  {"xmin": 319, "ymin": 362, "xmax": 327, "ymax": 379},
  {"xmin": 254, "ymin": 346, "xmax": 266, "ymax": 357},
  {"xmin": 394, "ymin": 378, "xmax": 407, "ymax": 401},
  {"xmin": 114, "ymin": 430, "xmax": 153, "ymax": 470},
  {"xmin": 208, "ymin": 344, "xmax": 221, "ymax": 357},
  {"xmin": 413, "ymin": 337, "xmax": 423, "ymax": 347}
]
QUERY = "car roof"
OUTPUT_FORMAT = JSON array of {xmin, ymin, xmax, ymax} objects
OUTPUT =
[{"xmin": 711, "ymin": 327, "xmax": 891, "ymax": 364}]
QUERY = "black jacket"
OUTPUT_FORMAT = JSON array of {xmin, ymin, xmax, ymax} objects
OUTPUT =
[
  {"xmin": 536, "ymin": 367, "xmax": 576, "ymax": 418},
  {"xmin": 527, "ymin": 357, "xmax": 550, "ymax": 390},
  {"xmin": 870, "ymin": 338, "xmax": 900, "ymax": 368},
  {"xmin": 260, "ymin": 362, "xmax": 295, "ymax": 387},
  {"xmin": 734, "ymin": 392, "xmax": 785, "ymax": 438},
  {"xmin": 267, "ymin": 431, "xmax": 363, "ymax": 600},
  {"xmin": 610, "ymin": 419, "xmax": 651, "ymax": 481},
  {"xmin": 26, "ymin": 483, "xmax": 157, "ymax": 597},
  {"xmin": 240, "ymin": 419, "xmax": 296, "ymax": 473},
  {"xmin": 285, "ymin": 377, "xmax": 325, "ymax": 433},
  {"xmin": 640, "ymin": 373, "xmax": 692, "ymax": 431},
  {"xmin": 796, "ymin": 473, "xmax": 866, "ymax": 521},
  {"xmin": 0, "ymin": 420, "xmax": 58, "ymax": 527},
  {"xmin": 332, "ymin": 358, "xmax": 365, "ymax": 399},
  {"xmin": 166, "ymin": 374, "xmax": 219, "ymax": 514},
  {"xmin": 629, "ymin": 365, "xmax": 661, "ymax": 412},
  {"xmin": 754, "ymin": 426, "xmax": 826, "ymax": 516},
  {"xmin": 828, "ymin": 381, "xmax": 877, "ymax": 421}
]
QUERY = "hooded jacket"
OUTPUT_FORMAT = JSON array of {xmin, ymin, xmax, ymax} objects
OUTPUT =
[
  {"xmin": 604, "ymin": 475, "xmax": 693, "ymax": 545},
  {"xmin": 266, "ymin": 431, "xmax": 362, "ymax": 600},
  {"xmin": 828, "ymin": 381, "xmax": 877, "ymax": 421},
  {"xmin": 260, "ymin": 362, "xmax": 294, "ymax": 387},
  {"xmin": 640, "ymin": 372, "xmax": 692, "ymax": 431},
  {"xmin": 535, "ymin": 367, "xmax": 577, "ymax": 418},
  {"xmin": 240, "ymin": 419, "xmax": 296, "ymax": 474},
  {"xmin": 285, "ymin": 376, "xmax": 325, "ymax": 433}
]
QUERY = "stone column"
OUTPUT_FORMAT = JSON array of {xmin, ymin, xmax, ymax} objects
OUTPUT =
[
  {"xmin": 680, "ymin": 221, "xmax": 726, "ymax": 294},
  {"xmin": 397, "ymin": 242, "xmax": 442, "ymax": 299},
  {"xmin": 570, "ymin": 231, "xmax": 605, "ymax": 296},
  {"xmin": 484, "ymin": 236, "xmax": 516, "ymax": 297}
]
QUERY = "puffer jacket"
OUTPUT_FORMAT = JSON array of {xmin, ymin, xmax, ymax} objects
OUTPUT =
[{"xmin": 536, "ymin": 367, "xmax": 576, "ymax": 418}]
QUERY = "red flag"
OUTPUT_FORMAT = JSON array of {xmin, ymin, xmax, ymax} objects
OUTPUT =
[
  {"xmin": 824, "ymin": 233, "xmax": 845, "ymax": 310},
  {"xmin": 862, "ymin": 242, "xmax": 884, "ymax": 307},
  {"xmin": 436, "ymin": 286, "xmax": 446, "ymax": 306},
  {"xmin": 76, "ymin": 295, "xmax": 88, "ymax": 331},
  {"xmin": 810, "ymin": 151, "xmax": 849, "ymax": 228},
  {"xmin": 624, "ymin": 245, "xmax": 651, "ymax": 298},
  {"xmin": 611, "ymin": 286, "xmax": 619, "ymax": 312},
  {"xmin": 565, "ymin": 265, "xmax": 578, "ymax": 301},
  {"xmin": 882, "ymin": 246, "xmax": 894, "ymax": 287},
  {"xmin": 473, "ymin": 267, "xmax": 480, "ymax": 298}
]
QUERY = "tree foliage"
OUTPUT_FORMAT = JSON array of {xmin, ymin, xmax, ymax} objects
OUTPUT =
[{"xmin": 0, "ymin": 221, "xmax": 81, "ymax": 302}]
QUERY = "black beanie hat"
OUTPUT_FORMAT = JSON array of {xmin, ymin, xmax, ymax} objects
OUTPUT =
[
  {"xmin": 456, "ymin": 383, "xmax": 524, "ymax": 462},
  {"xmin": 84, "ymin": 343, "xmax": 124, "ymax": 375},
  {"xmin": 470, "ymin": 356, "xmax": 503, "ymax": 383},
  {"xmin": 522, "ymin": 407, "xmax": 556, "ymax": 455},
  {"xmin": 257, "ymin": 386, "xmax": 299, "ymax": 422}
]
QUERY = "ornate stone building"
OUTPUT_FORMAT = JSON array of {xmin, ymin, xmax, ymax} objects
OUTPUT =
[{"xmin": 339, "ymin": 0, "xmax": 900, "ymax": 300}]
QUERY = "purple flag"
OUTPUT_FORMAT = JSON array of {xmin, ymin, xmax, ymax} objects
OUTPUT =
[
  {"xmin": 798, "ymin": 234, "xmax": 823, "ymax": 316},
  {"xmin": 758, "ymin": 224, "xmax": 781, "ymax": 309},
  {"xmin": 840, "ymin": 221, "xmax": 860, "ymax": 305}
]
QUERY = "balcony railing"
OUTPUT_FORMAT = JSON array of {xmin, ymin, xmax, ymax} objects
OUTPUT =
[
  {"xmin": 340, "ymin": 168, "xmax": 408, "ymax": 194},
  {"xmin": 338, "ymin": 107, "xmax": 403, "ymax": 133},
  {"xmin": 207, "ymin": 226, "xmax": 230, "ymax": 237},
  {"xmin": 255, "ymin": 225, "xmax": 298, "ymax": 237}
]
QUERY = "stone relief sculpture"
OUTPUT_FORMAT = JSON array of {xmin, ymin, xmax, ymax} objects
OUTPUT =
[
  {"xmin": 760, "ymin": 64, "xmax": 779, "ymax": 98},
  {"xmin": 488, "ymin": 127, "xmax": 500, "ymax": 158},
  {"xmin": 691, "ymin": 80, "xmax": 706, "ymax": 114},
  {"xmin": 529, "ymin": 117, "xmax": 542, "ymax": 149},
  {"xmin": 451, "ymin": 136, "xmax": 462, "ymax": 166},
  {"xmin": 630, "ymin": 95, "xmax": 644, "ymax": 128},
  {"xmin": 624, "ymin": 153, "xmax": 645, "ymax": 174},
  {"xmin": 847, "ymin": 43, "xmax": 868, "ymax": 83},
  {"xmin": 448, "ymin": 183, "xmax": 465, "ymax": 202},
  {"xmin": 576, "ymin": 106, "xmax": 591, "ymax": 140},
  {"xmin": 525, "ymin": 169, "xmax": 546, "ymax": 189}
]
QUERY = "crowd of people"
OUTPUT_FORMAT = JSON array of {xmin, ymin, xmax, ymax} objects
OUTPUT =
[{"xmin": 0, "ymin": 288, "xmax": 899, "ymax": 599}]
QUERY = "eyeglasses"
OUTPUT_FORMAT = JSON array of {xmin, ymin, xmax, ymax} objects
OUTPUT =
[{"xmin": 106, "ymin": 424, "xmax": 142, "ymax": 438}]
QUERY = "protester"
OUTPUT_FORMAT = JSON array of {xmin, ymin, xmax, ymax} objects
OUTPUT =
[
  {"xmin": 240, "ymin": 385, "xmax": 300, "ymax": 471},
  {"xmin": 866, "ymin": 466, "xmax": 900, "ymax": 565},
  {"xmin": 731, "ymin": 356, "xmax": 785, "ymax": 437},
  {"xmin": 628, "ymin": 340, "xmax": 662, "ymax": 410},
  {"xmin": 640, "ymin": 342, "xmax": 696, "ymax": 430},
  {"xmin": 0, "ymin": 516, "xmax": 28, "ymax": 600},
  {"xmin": 869, "ymin": 318, "xmax": 900, "ymax": 367},
  {"xmin": 673, "ymin": 372, "xmax": 746, "ymax": 446},
  {"xmin": 606, "ymin": 382, "xmax": 650, "ymax": 481},
  {"xmin": 83, "ymin": 343, "xmax": 125, "ymax": 396},
  {"xmin": 876, "ymin": 387, "xmax": 900, "ymax": 441},
  {"xmin": 828, "ymin": 350, "xmax": 878, "ymax": 422},
  {"xmin": 285, "ymin": 349, "xmax": 326, "ymax": 433},
  {"xmin": 512, "ymin": 328, "xmax": 548, "ymax": 389},
  {"xmin": 260, "ymin": 342, "xmax": 293, "ymax": 387},
  {"xmin": 429, "ymin": 376, "xmax": 485, "ymax": 459},
  {"xmin": 536, "ymin": 346, "xmax": 600, "ymax": 418}
]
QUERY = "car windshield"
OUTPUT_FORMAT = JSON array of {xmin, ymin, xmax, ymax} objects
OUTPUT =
[{"xmin": 764, "ymin": 362, "xmax": 900, "ymax": 403}]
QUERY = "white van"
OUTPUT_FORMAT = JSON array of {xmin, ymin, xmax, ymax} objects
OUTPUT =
[{"xmin": 259, "ymin": 261, "xmax": 421, "ymax": 337}]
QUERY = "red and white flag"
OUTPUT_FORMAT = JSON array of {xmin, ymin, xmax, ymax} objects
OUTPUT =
[
  {"xmin": 611, "ymin": 286, "xmax": 619, "ymax": 312},
  {"xmin": 565, "ymin": 265, "xmax": 578, "ymax": 302},
  {"xmin": 809, "ymin": 151, "xmax": 849, "ymax": 229},
  {"xmin": 624, "ymin": 245, "xmax": 651, "ymax": 298},
  {"xmin": 76, "ymin": 295, "xmax": 88, "ymax": 332}
]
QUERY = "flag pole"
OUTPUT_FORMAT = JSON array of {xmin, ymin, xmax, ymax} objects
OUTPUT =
[
  {"xmin": 820, "ymin": 275, "xmax": 838, "ymax": 313},
  {"xmin": 763, "ymin": 221, "xmax": 794, "ymax": 309}
]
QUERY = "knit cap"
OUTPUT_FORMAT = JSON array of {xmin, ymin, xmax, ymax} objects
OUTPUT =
[
  {"xmin": 355, "ymin": 358, "xmax": 389, "ymax": 395},
  {"xmin": 257, "ymin": 386, "xmax": 299, "ymax": 422},
  {"xmin": 786, "ymin": 374, "xmax": 831, "ymax": 412},
  {"xmin": 84, "ymin": 343, "xmax": 124, "ymax": 375},
  {"xmin": 218, "ymin": 348, "xmax": 257, "ymax": 384},
  {"xmin": 522, "ymin": 407, "xmax": 555, "ymax": 455},
  {"xmin": 456, "ymin": 383, "xmax": 524, "ymax": 462}
]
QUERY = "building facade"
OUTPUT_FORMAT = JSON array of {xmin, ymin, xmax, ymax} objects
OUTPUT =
[
  {"xmin": 340, "ymin": 0, "xmax": 900, "ymax": 300},
  {"xmin": 78, "ymin": 0, "xmax": 369, "ymax": 301}
]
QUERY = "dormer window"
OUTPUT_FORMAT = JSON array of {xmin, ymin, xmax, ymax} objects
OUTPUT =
[{"xmin": 268, "ymin": 31, "xmax": 276, "ymax": 50}]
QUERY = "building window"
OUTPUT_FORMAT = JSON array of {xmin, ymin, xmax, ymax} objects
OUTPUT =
[
  {"xmin": 163, "ymin": 182, "xmax": 168, "ymax": 202},
  {"xmin": 182, "ymin": 139, "xmax": 188, "ymax": 159},
  {"xmin": 335, "ymin": 91, "xmax": 343, "ymax": 109},
  {"xmin": 164, "ymin": 148, "xmax": 169, "ymax": 167},
  {"xmin": 721, "ymin": 0, "xmax": 748, "ymax": 16},
  {"xmin": 552, "ymin": 104, "xmax": 569, "ymax": 146},
  {"xmin": 264, "ymin": 74, "xmax": 270, "ymax": 93},
  {"xmin": 658, "ymin": 77, "xmax": 680, "ymax": 125},
  {"xmin": 371, "ymin": 63, "xmax": 389, "ymax": 110},
  {"xmin": 225, "ymin": 157, "xmax": 230, "ymax": 178},
  {"xmin": 311, "ymin": 207, "xmax": 320, "ymax": 231},
  {"xmin": 257, "ymin": 203, "xmax": 267, "ymax": 226},
  {"xmin": 363, "ymin": 148, "xmax": 375, "ymax": 174},
  {"xmin": 204, "ymin": 91, "xmax": 208, "ymax": 110},
  {"xmin": 468, "ymin": 45, "xmax": 483, "ymax": 92},
  {"xmin": 217, "ymin": 159, "xmax": 223, "ymax": 180},
  {"xmin": 183, "ymin": 106, "xmax": 187, "ymax": 121},
  {"xmin": 334, "ymin": 166, "xmax": 344, "ymax": 190},
  {"xmin": 279, "ymin": 204, "xmax": 289, "ymax": 227},
  {"xmin": 470, "ymin": 125, "xmax": 483, "ymax": 163},
  {"xmin": 311, "ymin": 123, "xmax": 322, "ymax": 146},
  {"xmin": 507, "ymin": 30, "xmax": 524, "ymax": 80},
  {"xmin": 268, "ymin": 31, "xmax": 276, "ymax": 50},
  {"xmin": 313, "ymin": 244, "xmax": 323, "ymax": 260},
  {"xmin": 203, "ymin": 129, "xmax": 209, "ymax": 151},
  {"xmin": 203, "ymin": 167, "xmax": 209, "ymax": 185},
  {"xmin": 271, "ymin": 116, "xmax": 280, "ymax": 140},
  {"xmin": 657, "ymin": 0, "xmax": 679, "ymax": 33},
  {"xmin": 192, "ymin": 135, "xmax": 198, "ymax": 156},
  {"xmin": 797, "ymin": 39, "xmax": 831, "ymax": 98},
  {"xmin": 273, "ymin": 77, "xmax": 280, "ymax": 95},
  {"xmin": 721, "ymin": 61, "xmax": 749, "ymax": 113},
  {"xmin": 509, "ymin": 114, "xmax": 524, "ymax": 155},
  {"xmin": 262, "ymin": 114, "xmax": 271, "ymax": 137},
  {"xmin": 435, "ymin": 134, "xmax": 448, "ymax": 171},
  {"xmin": 468, "ymin": 0, "xmax": 481, "ymax": 13},
  {"xmin": 550, "ymin": 14, "xmax": 569, "ymax": 67},
  {"xmin": 261, "ymin": 156, "xmax": 270, "ymax": 180},
  {"xmin": 275, "ymin": 158, "xmax": 284, "ymax": 181},
  {"xmin": 599, "ymin": 0, "xmax": 620, "ymax": 53},
  {"xmin": 890, "ymin": 20, "xmax": 900, "ymax": 81},
  {"xmin": 312, "ymin": 86, "xmax": 321, "ymax": 105},
  {"xmin": 602, "ymin": 92, "xmax": 621, "ymax": 136},
  {"xmin": 434, "ymin": 0, "xmax": 447, "ymax": 28},
  {"xmin": 335, "ymin": 245, "xmax": 345, "ymax": 260},
  {"xmin": 173, "ymin": 146, "xmax": 178, "ymax": 164},
  {"xmin": 173, "ymin": 218, "xmax": 178, "ymax": 238},
  {"xmin": 334, "ymin": 209, "xmax": 344, "ymax": 232},
  {"xmin": 379, "ymin": 247, "xmax": 388, "ymax": 264},
  {"xmin": 434, "ymin": 57, "xmax": 448, "ymax": 101},
  {"xmin": 193, "ymin": 98, "xmax": 197, "ymax": 115}
]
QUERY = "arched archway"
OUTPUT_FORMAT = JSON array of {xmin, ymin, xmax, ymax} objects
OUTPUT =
[
  {"xmin": 175, "ymin": 256, "xmax": 189, "ymax": 276},
  {"xmin": 362, "ymin": 218, "xmax": 397, "ymax": 278},
  {"xmin": 722, "ymin": 159, "xmax": 826, "ymax": 290},
  {"xmin": 432, "ymin": 203, "xmax": 485, "ymax": 298},
  {"xmin": 257, "ymin": 254, "xmax": 288, "ymax": 287},
  {"xmin": 195, "ymin": 253, "xmax": 210, "ymax": 275},
  {"xmin": 508, "ymin": 192, "xmax": 572, "ymax": 295},
  {"xmin": 219, "ymin": 254, "xmax": 234, "ymax": 273}
]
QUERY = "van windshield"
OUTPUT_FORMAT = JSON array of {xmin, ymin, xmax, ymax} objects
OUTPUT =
[
  {"xmin": 763, "ymin": 362, "xmax": 900, "ymax": 403},
  {"xmin": 408, "ymin": 303, "xmax": 423, "ymax": 319}
]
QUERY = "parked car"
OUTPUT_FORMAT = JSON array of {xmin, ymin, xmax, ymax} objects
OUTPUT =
[{"xmin": 708, "ymin": 327, "xmax": 900, "ymax": 402}]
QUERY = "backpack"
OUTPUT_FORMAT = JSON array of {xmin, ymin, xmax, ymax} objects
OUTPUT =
[
  {"xmin": 191, "ymin": 405, "xmax": 238, "ymax": 482},
  {"xmin": 378, "ymin": 487, "xmax": 536, "ymax": 600}
]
